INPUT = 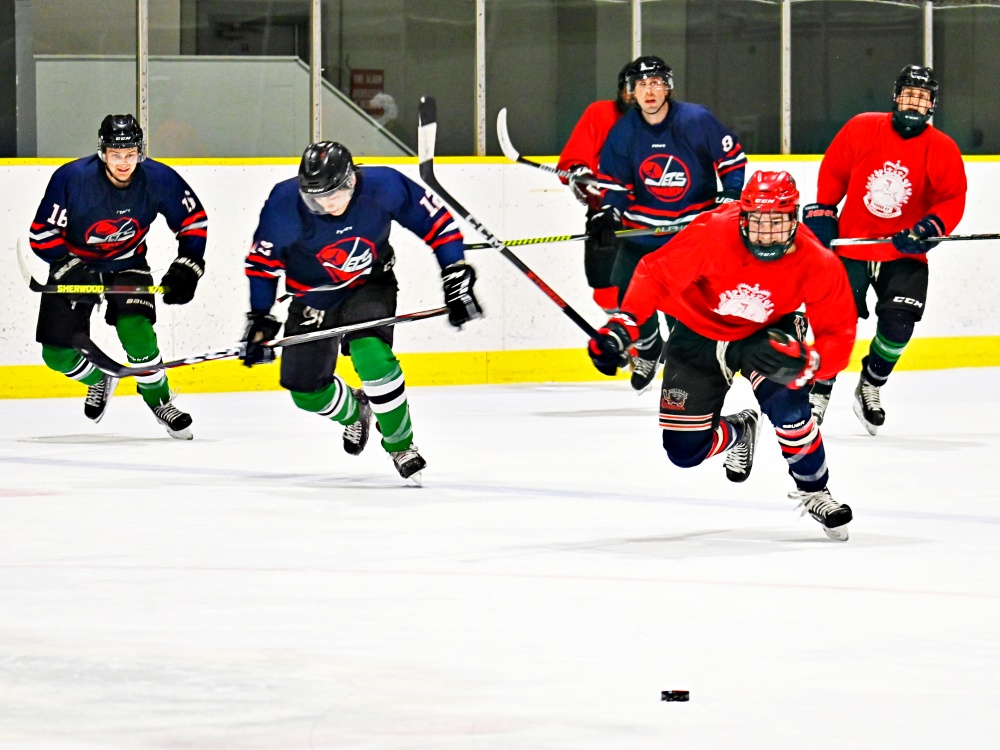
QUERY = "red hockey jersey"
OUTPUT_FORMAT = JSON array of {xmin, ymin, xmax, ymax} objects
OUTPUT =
[
  {"xmin": 557, "ymin": 100, "xmax": 623, "ymax": 179},
  {"xmin": 621, "ymin": 204, "xmax": 857, "ymax": 381},
  {"xmin": 817, "ymin": 112, "xmax": 966, "ymax": 263}
]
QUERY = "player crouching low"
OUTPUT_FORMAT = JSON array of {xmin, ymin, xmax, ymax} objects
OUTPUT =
[
  {"xmin": 588, "ymin": 171, "xmax": 858, "ymax": 539},
  {"xmin": 240, "ymin": 142, "xmax": 482, "ymax": 483}
]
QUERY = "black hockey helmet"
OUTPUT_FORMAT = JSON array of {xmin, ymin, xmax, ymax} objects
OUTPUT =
[
  {"xmin": 97, "ymin": 114, "xmax": 145, "ymax": 162},
  {"xmin": 892, "ymin": 64, "xmax": 938, "ymax": 132},
  {"xmin": 739, "ymin": 170, "xmax": 800, "ymax": 261},
  {"xmin": 626, "ymin": 55, "xmax": 673, "ymax": 94},
  {"xmin": 298, "ymin": 141, "xmax": 356, "ymax": 214}
]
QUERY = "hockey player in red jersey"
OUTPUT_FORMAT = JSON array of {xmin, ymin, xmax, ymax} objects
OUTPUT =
[
  {"xmin": 588, "ymin": 171, "xmax": 858, "ymax": 540},
  {"xmin": 556, "ymin": 58, "xmax": 637, "ymax": 315},
  {"xmin": 802, "ymin": 65, "xmax": 967, "ymax": 435}
]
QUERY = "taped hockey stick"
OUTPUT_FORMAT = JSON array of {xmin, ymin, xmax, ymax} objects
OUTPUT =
[
  {"xmin": 831, "ymin": 232, "xmax": 1000, "ymax": 247},
  {"xmin": 17, "ymin": 238, "xmax": 168, "ymax": 295},
  {"xmin": 420, "ymin": 96, "xmax": 599, "ymax": 339},
  {"xmin": 496, "ymin": 108, "xmax": 627, "ymax": 192},
  {"xmin": 72, "ymin": 306, "xmax": 450, "ymax": 378},
  {"xmin": 465, "ymin": 225, "xmax": 677, "ymax": 251}
]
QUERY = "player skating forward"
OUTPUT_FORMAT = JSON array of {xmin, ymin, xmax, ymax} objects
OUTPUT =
[
  {"xmin": 802, "ymin": 65, "xmax": 967, "ymax": 434},
  {"xmin": 588, "ymin": 171, "xmax": 857, "ymax": 540},
  {"xmin": 240, "ymin": 142, "xmax": 482, "ymax": 482},
  {"xmin": 29, "ymin": 114, "xmax": 207, "ymax": 439},
  {"xmin": 593, "ymin": 55, "xmax": 747, "ymax": 390},
  {"xmin": 556, "ymin": 58, "xmax": 637, "ymax": 315}
]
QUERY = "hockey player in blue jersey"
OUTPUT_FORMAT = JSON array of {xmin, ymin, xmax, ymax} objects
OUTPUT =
[
  {"xmin": 240, "ymin": 141, "xmax": 482, "ymax": 482},
  {"xmin": 592, "ymin": 56, "xmax": 747, "ymax": 391},
  {"xmin": 29, "ymin": 114, "xmax": 208, "ymax": 439}
]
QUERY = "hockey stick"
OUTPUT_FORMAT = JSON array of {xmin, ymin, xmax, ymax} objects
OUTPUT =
[
  {"xmin": 465, "ymin": 225, "xmax": 677, "ymax": 250},
  {"xmin": 16, "ymin": 238, "xmax": 168, "ymax": 295},
  {"xmin": 420, "ymin": 96, "xmax": 599, "ymax": 339},
  {"xmin": 496, "ymin": 108, "xmax": 628, "ymax": 192},
  {"xmin": 71, "ymin": 306, "xmax": 450, "ymax": 378},
  {"xmin": 831, "ymin": 232, "xmax": 1000, "ymax": 247}
]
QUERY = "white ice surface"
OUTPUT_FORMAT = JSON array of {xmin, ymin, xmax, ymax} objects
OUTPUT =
[{"xmin": 1, "ymin": 369, "xmax": 998, "ymax": 749}]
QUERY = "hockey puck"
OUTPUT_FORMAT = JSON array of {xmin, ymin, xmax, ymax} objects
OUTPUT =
[{"xmin": 661, "ymin": 690, "xmax": 690, "ymax": 702}]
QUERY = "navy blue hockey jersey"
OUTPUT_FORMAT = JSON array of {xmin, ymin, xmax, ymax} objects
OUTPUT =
[
  {"xmin": 29, "ymin": 155, "xmax": 208, "ymax": 272},
  {"xmin": 598, "ymin": 100, "xmax": 747, "ymax": 248},
  {"xmin": 246, "ymin": 166, "xmax": 465, "ymax": 312}
]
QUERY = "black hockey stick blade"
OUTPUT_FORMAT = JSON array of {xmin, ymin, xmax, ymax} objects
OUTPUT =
[
  {"xmin": 72, "ymin": 306, "xmax": 450, "ymax": 378},
  {"xmin": 418, "ymin": 96, "xmax": 599, "ymax": 339},
  {"xmin": 496, "ymin": 107, "xmax": 627, "ymax": 192},
  {"xmin": 831, "ymin": 232, "xmax": 1000, "ymax": 247}
]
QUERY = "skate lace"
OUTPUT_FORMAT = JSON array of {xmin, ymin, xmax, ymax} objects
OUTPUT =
[
  {"xmin": 392, "ymin": 447, "xmax": 421, "ymax": 467},
  {"xmin": 724, "ymin": 442, "xmax": 748, "ymax": 473},
  {"xmin": 632, "ymin": 357, "xmax": 656, "ymax": 378},
  {"xmin": 859, "ymin": 380, "xmax": 882, "ymax": 410},
  {"xmin": 344, "ymin": 419, "xmax": 364, "ymax": 444},
  {"xmin": 808, "ymin": 391, "xmax": 829, "ymax": 409},
  {"xmin": 790, "ymin": 490, "xmax": 840, "ymax": 518},
  {"xmin": 153, "ymin": 402, "xmax": 184, "ymax": 423},
  {"xmin": 85, "ymin": 380, "xmax": 106, "ymax": 407}
]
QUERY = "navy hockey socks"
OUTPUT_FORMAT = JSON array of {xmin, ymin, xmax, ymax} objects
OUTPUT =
[
  {"xmin": 41, "ymin": 344, "xmax": 103, "ymax": 386},
  {"xmin": 115, "ymin": 314, "xmax": 171, "ymax": 406},
  {"xmin": 349, "ymin": 336, "xmax": 413, "ymax": 452}
]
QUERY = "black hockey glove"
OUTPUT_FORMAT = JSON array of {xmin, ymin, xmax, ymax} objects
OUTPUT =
[
  {"xmin": 50, "ymin": 255, "xmax": 101, "ymax": 303},
  {"xmin": 588, "ymin": 312, "xmax": 639, "ymax": 376},
  {"xmin": 714, "ymin": 188, "xmax": 741, "ymax": 205},
  {"xmin": 892, "ymin": 214, "xmax": 944, "ymax": 255},
  {"xmin": 441, "ymin": 261, "xmax": 483, "ymax": 328},
  {"xmin": 802, "ymin": 203, "xmax": 839, "ymax": 248},
  {"xmin": 586, "ymin": 205, "xmax": 622, "ymax": 254},
  {"xmin": 161, "ymin": 255, "xmax": 205, "ymax": 305},
  {"xmin": 726, "ymin": 328, "xmax": 820, "ymax": 389},
  {"xmin": 239, "ymin": 312, "xmax": 282, "ymax": 367},
  {"xmin": 567, "ymin": 164, "xmax": 603, "ymax": 211}
]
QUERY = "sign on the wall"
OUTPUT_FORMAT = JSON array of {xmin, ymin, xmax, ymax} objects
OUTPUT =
[{"xmin": 350, "ymin": 69, "xmax": 385, "ymax": 117}]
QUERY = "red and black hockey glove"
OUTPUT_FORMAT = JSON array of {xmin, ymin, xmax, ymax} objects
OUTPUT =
[
  {"xmin": 802, "ymin": 203, "xmax": 839, "ymax": 248},
  {"xmin": 567, "ymin": 164, "xmax": 603, "ymax": 211},
  {"xmin": 239, "ymin": 311, "xmax": 282, "ymax": 367},
  {"xmin": 585, "ymin": 205, "xmax": 622, "ymax": 255},
  {"xmin": 892, "ymin": 214, "xmax": 944, "ymax": 255},
  {"xmin": 588, "ymin": 312, "xmax": 639, "ymax": 376},
  {"xmin": 161, "ymin": 254, "xmax": 205, "ymax": 305},
  {"xmin": 728, "ymin": 328, "xmax": 820, "ymax": 389}
]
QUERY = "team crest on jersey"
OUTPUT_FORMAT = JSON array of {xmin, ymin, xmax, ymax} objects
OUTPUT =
[
  {"xmin": 638, "ymin": 154, "xmax": 691, "ymax": 201},
  {"xmin": 317, "ymin": 237, "xmax": 375, "ymax": 287},
  {"xmin": 85, "ymin": 217, "xmax": 139, "ymax": 247},
  {"xmin": 864, "ymin": 160, "xmax": 912, "ymax": 219},
  {"xmin": 714, "ymin": 283, "xmax": 775, "ymax": 323},
  {"xmin": 661, "ymin": 387, "xmax": 688, "ymax": 411}
]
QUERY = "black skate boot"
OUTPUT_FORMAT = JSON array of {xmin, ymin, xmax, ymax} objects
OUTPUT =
[
  {"xmin": 149, "ymin": 395, "xmax": 193, "ymax": 440},
  {"xmin": 342, "ymin": 388, "xmax": 373, "ymax": 456},
  {"xmin": 390, "ymin": 444, "xmax": 426, "ymax": 484},
  {"xmin": 84, "ymin": 373, "xmax": 119, "ymax": 423},
  {"xmin": 853, "ymin": 372, "xmax": 885, "ymax": 436},
  {"xmin": 722, "ymin": 409, "xmax": 760, "ymax": 483},
  {"xmin": 809, "ymin": 379, "xmax": 834, "ymax": 426},
  {"xmin": 630, "ymin": 339, "xmax": 666, "ymax": 393},
  {"xmin": 791, "ymin": 488, "xmax": 852, "ymax": 541}
]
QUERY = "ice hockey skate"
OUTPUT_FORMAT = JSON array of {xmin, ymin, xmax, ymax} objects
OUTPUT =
[
  {"xmin": 808, "ymin": 381, "xmax": 833, "ymax": 426},
  {"xmin": 853, "ymin": 374, "xmax": 885, "ymax": 436},
  {"xmin": 630, "ymin": 340, "xmax": 666, "ymax": 393},
  {"xmin": 84, "ymin": 373, "xmax": 119, "ymax": 423},
  {"xmin": 149, "ymin": 395, "xmax": 193, "ymax": 440},
  {"xmin": 342, "ymin": 388, "xmax": 372, "ymax": 456},
  {"xmin": 723, "ymin": 409, "xmax": 760, "ymax": 482},
  {"xmin": 791, "ymin": 488, "xmax": 852, "ymax": 541},
  {"xmin": 390, "ymin": 444, "xmax": 426, "ymax": 484}
]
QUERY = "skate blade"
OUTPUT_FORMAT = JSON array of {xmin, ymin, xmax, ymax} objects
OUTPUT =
[
  {"xmin": 405, "ymin": 471, "xmax": 423, "ymax": 487},
  {"xmin": 166, "ymin": 427, "xmax": 194, "ymax": 441},
  {"xmin": 823, "ymin": 524, "xmax": 849, "ymax": 542},
  {"xmin": 852, "ymin": 401, "xmax": 878, "ymax": 436}
]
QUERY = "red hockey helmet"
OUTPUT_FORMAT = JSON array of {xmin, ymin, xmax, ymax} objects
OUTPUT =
[{"xmin": 739, "ymin": 170, "xmax": 800, "ymax": 260}]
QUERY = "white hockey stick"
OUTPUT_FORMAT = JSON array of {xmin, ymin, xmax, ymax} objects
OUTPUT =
[{"xmin": 496, "ymin": 108, "xmax": 628, "ymax": 192}]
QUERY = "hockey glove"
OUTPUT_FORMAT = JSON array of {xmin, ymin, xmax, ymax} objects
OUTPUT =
[
  {"xmin": 802, "ymin": 203, "xmax": 840, "ymax": 248},
  {"xmin": 714, "ymin": 188, "xmax": 741, "ymax": 205},
  {"xmin": 727, "ymin": 328, "xmax": 820, "ymax": 389},
  {"xmin": 892, "ymin": 214, "xmax": 944, "ymax": 255},
  {"xmin": 442, "ymin": 261, "xmax": 483, "ymax": 328},
  {"xmin": 50, "ymin": 255, "xmax": 101, "ymax": 303},
  {"xmin": 161, "ymin": 255, "xmax": 205, "ymax": 305},
  {"xmin": 567, "ymin": 164, "xmax": 603, "ymax": 211},
  {"xmin": 586, "ymin": 205, "xmax": 622, "ymax": 255},
  {"xmin": 239, "ymin": 312, "xmax": 282, "ymax": 367},
  {"xmin": 588, "ymin": 312, "xmax": 639, "ymax": 376}
]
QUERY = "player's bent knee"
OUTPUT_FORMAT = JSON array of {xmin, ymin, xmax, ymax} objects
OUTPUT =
[
  {"xmin": 290, "ymin": 387, "xmax": 331, "ymax": 413},
  {"xmin": 41, "ymin": 343, "xmax": 79, "ymax": 374},
  {"xmin": 877, "ymin": 309, "xmax": 918, "ymax": 342},
  {"xmin": 662, "ymin": 430, "xmax": 712, "ymax": 468}
]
